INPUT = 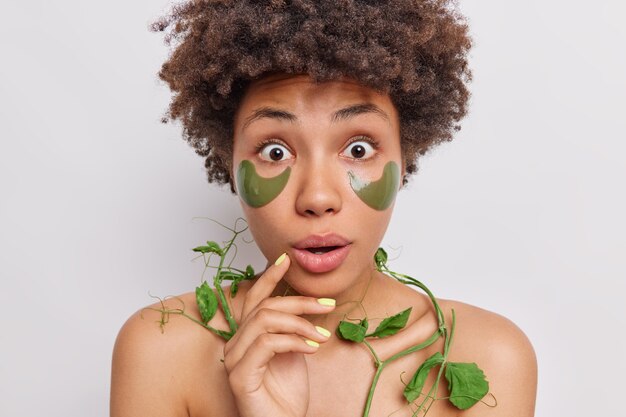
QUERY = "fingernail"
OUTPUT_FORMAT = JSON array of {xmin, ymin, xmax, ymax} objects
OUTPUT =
[
  {"xmin": 274, "ymin": 253, "xmax": 287, "ymax": 266},
  {"xmin": 317, "ymin": 298, "xmax": 336, "ymax": 306},
  {"xmin": 315, "ymin": 326, "xmax": 331, "ymax": 338},
  {"xmin": 305, "ymin": 339, "xmax": 319, "ymax": 348}
]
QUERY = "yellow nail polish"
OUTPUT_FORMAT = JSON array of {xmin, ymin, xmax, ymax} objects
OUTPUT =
[
  {"xmin": 274, "ymin": 253, "xmax": 287, "ymax": 266},
  {"xmin": 315, "ymin": 326, "xmax": 331, "ymax": 338},
  {"xmin": 317, "ymin": 298, "xmax": 336, "ymax": 306},
  {"xmin": 305, "ymin": 339, "xmax": 319, "ymax": 348}
]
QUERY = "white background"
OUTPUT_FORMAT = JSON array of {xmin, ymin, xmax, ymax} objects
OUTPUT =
[{"xmin": 1, "ymin": 1, "xmax": 624, "ymax": 416}]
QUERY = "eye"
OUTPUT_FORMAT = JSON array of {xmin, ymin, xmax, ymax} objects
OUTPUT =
[
  {"xmin": 258, "ymin": 142, "xmax": 293, "ymax": 162},
  {"xmin": 341, "ymin": 139, "xmax": 377, "ymax": 160}
]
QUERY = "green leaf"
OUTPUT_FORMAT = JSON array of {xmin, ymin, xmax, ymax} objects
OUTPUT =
[
  {"xmin": 336, "ymin": 318, "xmax": 368, "ymax": 343},
  {"xmin": 374, "ymin": 247, "xmax": 388, "ymax": 269},
  {"xmin": 245, "ymin": 264, "xmax": 255, "ymax": 279},
  {"xmin": 368, "ymin": 307, "xmax": 412, "ymax": 338},
  {"xmin": 195, "ymin": 281, "xmax": 218, "ymax": 324},
  {"xmin": 403, "ymin": 352, "xmax": 445, "ymax": 403},
  {"xmin": 445, "ymin": 362, "xmax": 489, "ymax": 410},
  {"xmin": 205, "ymin": 241, "xmax": 223, "ymax": 254},
  {"xmin": 230, "ymin": 274, "xmax": 246, "ymax": 298},
  {"xmin": 192, "ymin": 245, "xmax": 210, "ymax": 253},
  {"xmin": 230, "ymin": 281, "xmax": 240, "ymax": 298},
  {"xmin": 191, "ymin": 240, "xmax": 223, "ymax": 256}
]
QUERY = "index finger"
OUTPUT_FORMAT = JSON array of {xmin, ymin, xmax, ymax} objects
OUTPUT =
[{"xmin": 241, "ymin": 252, "xmax": 290, "ymax": 319}]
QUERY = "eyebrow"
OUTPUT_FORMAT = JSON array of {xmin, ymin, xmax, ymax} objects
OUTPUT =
[{"xmin": 241, "ymin": 103, "xmax": 390, "ymax": 130}]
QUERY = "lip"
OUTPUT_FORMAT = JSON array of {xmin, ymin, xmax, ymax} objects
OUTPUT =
[{"xmin": 291, "ymin": 233, "xmax": 352, "ymax": 274}]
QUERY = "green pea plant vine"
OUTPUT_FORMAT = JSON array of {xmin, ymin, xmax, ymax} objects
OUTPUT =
[{"xmin": 146, "ymin": 219, "xmax": 496, "ymax": 417}]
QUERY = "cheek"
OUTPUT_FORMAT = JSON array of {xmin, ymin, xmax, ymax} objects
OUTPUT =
[
  {"xmin": 236, "ymin": 160, "xmax": 291, "ymax": 208},
  {"xmin": 348, "ymin": 161, "xmax": 401, "ymax": 210},
  {"xmin": 240, "ymin": 204, "xmax": 289, "ymax": 259},
  {"xmin": 346, "ymin": 204, "xmax": 394, "ymax": 271}
]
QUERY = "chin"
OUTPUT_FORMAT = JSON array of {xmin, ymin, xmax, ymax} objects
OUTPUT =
[{"xmin": 283, "ymin": 262, "xmax": 364, "ymax": 299}]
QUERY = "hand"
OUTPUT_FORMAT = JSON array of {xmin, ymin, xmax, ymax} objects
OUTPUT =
[{"xmin": 223, "ymin": 253, "xmax": 336, "ymax": 417}]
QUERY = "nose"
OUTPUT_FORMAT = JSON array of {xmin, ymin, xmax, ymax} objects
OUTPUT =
[{"xmin": 294, "ymin": 163, "xmax": 343, "ymax": 217}]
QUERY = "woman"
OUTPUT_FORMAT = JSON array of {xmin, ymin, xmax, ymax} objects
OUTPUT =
[{"xmin": 111, "ymin": 1, "xmax": 537, "ymax": 416}]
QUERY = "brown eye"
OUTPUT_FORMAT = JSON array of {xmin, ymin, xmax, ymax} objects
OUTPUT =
[
  {"xmin": 259, "ymin": 143, "xmax": 293, "ymax": 162},
  {"xmin": 351, "ymin": 144, "xmax": 366, "ymax": 158},
  {"xmin": 269, "ymin": 147, "xmax": 284, "ymax": 160},
  {"xmin": 341, "ymin": 140, "xmax": 376, "ymax": 160}
]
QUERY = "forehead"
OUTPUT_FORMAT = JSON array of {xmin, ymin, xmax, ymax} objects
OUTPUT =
[{"xmin": 235, "ymin": 73, "xmax": 398, "ymax": 121}]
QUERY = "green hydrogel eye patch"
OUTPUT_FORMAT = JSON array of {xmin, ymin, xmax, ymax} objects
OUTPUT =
[
  {"xmin": 236, "ymin": 160, "xmax": 291, "ymax": 208},
  {"xmin": 348, "ymin": 161, "xmax": 400, "ymax": 210}
]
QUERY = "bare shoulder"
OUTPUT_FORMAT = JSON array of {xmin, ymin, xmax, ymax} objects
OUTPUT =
[
  {"xmin": 111, "ymin": 292, "xmax": 229, "ymax": 417},
  {"xmin": 439, "ymin": 300, "xmax": 536, "ymax": 357},
  {"xmin": 438, "ymin": 299, "xmax": 538, "ymax": 416}
]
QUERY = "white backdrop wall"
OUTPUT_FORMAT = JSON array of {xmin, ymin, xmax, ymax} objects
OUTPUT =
[{"xmin": 1, "ymin": 1, "xmax": 624, "ymax": 416}]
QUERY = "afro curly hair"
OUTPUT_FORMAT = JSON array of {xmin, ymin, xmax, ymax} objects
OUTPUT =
[{"xmin": 151, "ymin": 0, "xmax": 472, "ymax": 191}]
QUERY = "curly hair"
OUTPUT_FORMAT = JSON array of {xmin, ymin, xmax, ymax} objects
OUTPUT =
[{"xmin": 151, "ymin": 0, "xmax": 472, "ymax": 191}]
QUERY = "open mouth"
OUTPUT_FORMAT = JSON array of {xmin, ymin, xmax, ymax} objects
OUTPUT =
[
  {"xmin": 291, "ymin": 233, "xmax": 352, "ymax": 274},
  {"xmin": 305, "ymin": 246, "xmax": 341, "ymax": 255}
]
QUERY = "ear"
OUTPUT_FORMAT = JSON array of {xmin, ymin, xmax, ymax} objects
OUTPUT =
[
  {"xmin": 400, "ymin": 158, "xmax": 407, "ymax": 188},
  {"xmin": 229, "ymin": 158, "xmax": 238, "ymax": 194}
]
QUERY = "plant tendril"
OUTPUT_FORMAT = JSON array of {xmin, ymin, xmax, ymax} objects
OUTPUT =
[{"xmin": 145, "ymin": 220, "xmax": 493, "ymax": 416}]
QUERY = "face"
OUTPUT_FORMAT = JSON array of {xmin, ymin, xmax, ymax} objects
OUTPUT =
[{"xmin": 232, "ymin": 73, "xmax": 404, "ymax": 299}]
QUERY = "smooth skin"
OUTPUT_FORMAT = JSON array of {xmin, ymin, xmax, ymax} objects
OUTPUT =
[{"xmin": 111, "ymin": 75, "xmax": 537, "ymax": 417}]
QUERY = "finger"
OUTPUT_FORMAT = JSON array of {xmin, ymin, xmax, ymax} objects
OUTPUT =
[
  {"xmin": 241, "ymin": 253, "xmax": 291, "ymax": 319},
  {"xmin": 226, "ymin": 296, "xmax": 335, "ymax": 357},
  {"xmin": 224, "ymin": 308, "xmax": 331, "ymax": 365},
  {"xmin": 245, "ymin": 296, "xmax": 337, "ymax": 321},
  {"xmin": 227, "ymin": 333, "xmax": 318, "ymax": 393}
]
